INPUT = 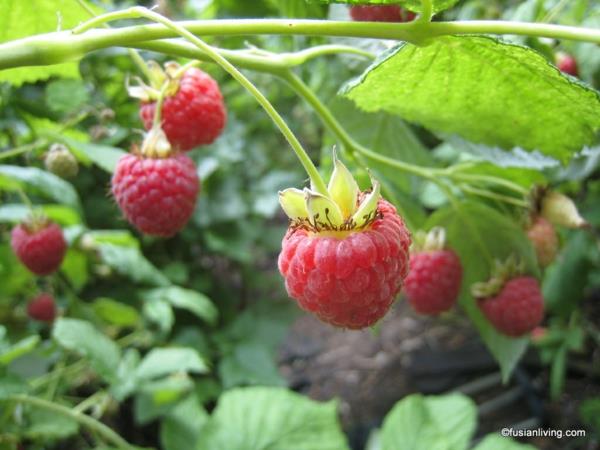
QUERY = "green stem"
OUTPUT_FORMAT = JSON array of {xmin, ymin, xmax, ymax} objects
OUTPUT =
[
  {"xmin": 280, "ymin": 70, "xmax": 437, "ymax": 181},
  {"xmin": 419, "ymin": 0, "xmax": 434, "ymax": 23},
  {"xmin": 74, "ymin": 0, "xmax": 153, "ymax": 80},
  {"xmin": 449, "ymin": 172, "xmax": 530, "ymax": 195},
  {"xmin": 1, "ymin": 395, "xmax": 135, "ymax": 450},
  {"xmin": 0, "ymin": 140, "xmax": 47, "ymax": 161},
  {"xmin": 1, "ymin": 19, "xmax": 599, "ymax": 71},
  {"xmin": 92, "ymin": 7, "xmax": 328, "ymax": 194},
  {"xmin": 459, "ymin": 184, "xmax": 529, "ymax": 207}
]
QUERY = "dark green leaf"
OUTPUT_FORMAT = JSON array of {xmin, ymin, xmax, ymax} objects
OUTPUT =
[
  {"xmin": 472, "ymin": 434, "xmax": 537, "ymax": 450},
  {"xmin": 97, "ymin": 243, "xmax": 171, "ymax": 287},
  {"xmin": 45, "ymin": 79, "xmax": 90, "ymax": 115},
  {"xmin": 92, "ymin": 298, "xmax": 140, "ymax": 327},
  {"xmin": 52, "ymin": 318, "xmax": 121, "ymax": 383},
  {"xmin": 426, "ymin": 201, "xmax": 538, "ymax": 381},
  {"xmin": 161, "ymin": 395, "xmax": 209, "ymax": 450}
]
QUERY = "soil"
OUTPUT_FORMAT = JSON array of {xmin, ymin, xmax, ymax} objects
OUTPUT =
[{"xmin": 278, "ymin": 300, "xmax": 600, "ymax": 450}]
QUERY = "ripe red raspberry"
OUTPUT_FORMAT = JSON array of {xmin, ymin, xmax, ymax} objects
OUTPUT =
[
  {"xmin": 140, "ymin": 68, "xmax": 226, "ymax": 151},
  {"xmin": 278, "ymin": 199, "xmax": 410, "ymax": 329},
  {"xmin": 111, "ymin": 153, "xmax": 199, "ymax": 237},
  {"xmin": 478, "ymin": 276, "xmax": 544, "ymax": 337},
  {"xmin": 27, "ymin": 293, "xmax": 57, "ymax": 323},
  {"xmin": 556, "ymin": 53, "xmax": 579, "ymax": 77},
  {"xmin": 11, "ymin": 220, "xmax": 67, "ymax": 276},
  {"xmin": 404, "ymin": 249, "xmax": 462, "ymax": 315},
  {"xmin": 349, "ymin": 5, "xmax": 416, "ymax": 22},
  {"xmin": 526, "ymin": 217, "xmax": 558, "ymax": 267}
]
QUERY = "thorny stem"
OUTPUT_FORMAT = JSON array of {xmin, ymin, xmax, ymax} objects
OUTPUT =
[
  {"xmin": 1, "ymin": 395, "xmax": 136, "ymax": 450},
  {"xmin": 81, "ymin": 7, "xmax": 329, "ymax": 195}
]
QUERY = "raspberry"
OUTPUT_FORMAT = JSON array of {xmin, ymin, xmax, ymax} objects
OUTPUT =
[
  {"xmin": 111, "ymin": 152, "xmax": 199, "ymax": 237},
  {"xmin": 44, "ymin": 143, "xmax": 78, "ymax": 178},
  {"xmin": 478, "ymin": 276, "xmax": 544, "ymax": 337},
  {"xmin": 278, "ymin": 198, "xmax": 410, "ymax": 329},
  {"xmin": 349, "ymin": 5, "xmax": 416, "ymax": 22},
  {"xmin": 404, "ymin": 249, "xmax": 462, "ymax": 315},
  {"xmin": 11, "ymin": 220, "xmax": 67, "ymax": 276},
  {"xmin": 27, "ymin": 293, "xmax": 57, "ymax": 323},
  {"xmin": 526, "ymin": 217, "xmax": 558, "ymax": 267},
  {"xmin": 140, "ymin": 67, "xmax": 226, "ymax": 151},
  {"xmin": 556, "ymin": 53, "xmax": 579, "ymax": 77}
]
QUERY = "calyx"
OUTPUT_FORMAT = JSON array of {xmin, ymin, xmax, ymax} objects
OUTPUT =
[
  {"xmin": 471, "ymin": 255, "xmax": 526, "ymax": 299},
  {"xmin": 279, "ymin": 152, "xmax": 381, "ymax": 234},
  {"xmin": 127, "ymin": 61, "xmax": 186, "ymax": 102},
  {"xmin": 411, "ymin": 227, "xmax": 448, "ymax": 253}
]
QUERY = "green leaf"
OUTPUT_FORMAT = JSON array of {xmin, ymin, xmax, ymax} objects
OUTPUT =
[
  {"xmin": 143, "ymin": 299, "xmax": 174, "ymax": 334},
  {"xmin": 472, "ymin": 434, "xmax": 537, "ymax": 450},
  {"xmin": 309, "ymin": 0, "xmax": 459, "ymax": 14},
  {"xmin": 380, "ymin": 394, "xmax": 477, "ymax": 450},
  {"xmin": 580, "ymin": 397, "xmax": 600, "ymax": 434},
  {"xmin": 0, "ymin": 0, "xmax": 101, "ymax": 85},
  {"xmin": 0, "ymin": 166, "xmax": 80, "ymax": 209},
  {"xmin": 144, "ymin": 286, "xmax": 218, "ymax": 325},
  {"xmin": 52, "ymin": 318, "xmax": 121, "ymax": 383},
  {"xmin": 0, "ymin": 204, "xmax": 81, "ymax": 226},
  {"xmin": 62, "ymin": 138, "xmax": 127, "ymax": 173},
  {"xmin": 425, "ymin": 201, "xmax": 538, "ymax": 381},
  {"xmin": 135, "ymin": 348, "xmax": 209, "ymax": 380},
  {"xmin": 25, "ymin": 407, "xmax": 79, "ymax": 440},
  {"xmin": 92, "ymin": 298, "xmax": 140, "ymax": 327},
  {"xmin": 161, "ymin": 395, "xmax": 209, "ymax": 450},
  {"xmin": 342, "ymin": 36, "xmax": 600, "ymax": 163},
  {"xmin": 0, "ymin": 335, "xmax": 40, "ymax": 365},
  {"xmin": 45, "ymin": 79, "xmax": 90, "ymax": 115},
  {"xmin": 60, "ymin": 249, "xmax": 89, "ymax": 291},
  {"xmin": 134, "ymin": 377, "xmax": 194, "ymax": 424},
  {"xmin": 196, "ymin": 387, "xmax": 350, "ymax": 450},
  {"xmin": 97, "ymin": 243, "xmax": 171, "ymax": 287},
  {"xmin": 218, "ymin": 343, "xmax": 287, "ymax": 388},
  {"xmin": 0, "ymin": 372, "xmax": 28, "ymax": 399}
]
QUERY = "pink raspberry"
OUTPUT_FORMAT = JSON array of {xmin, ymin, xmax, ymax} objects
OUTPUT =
[
  {"xmin": 111, "ymin": 153, "xmax": 199, "ymax": 237},
  {"xmin": 11, "ymin": 220, "xmax": 67, "ymax": 276},
  {"xmin": 278, "ymin": 199, "xmax": 411, "ymax": 329}
]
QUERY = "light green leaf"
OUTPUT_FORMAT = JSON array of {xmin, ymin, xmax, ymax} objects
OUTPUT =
[
  {"xmin": 97, "ymin": 243, "xmax": 171, "ymax": 287},
  {"xmin": 0, "ymin": 165, "xmax": 80, "ymax": 209},
  {"xmin": 0, "ymin": 204, "xmax": 81, "ymax": 226},
  {"xmin": 310, "ymin": 0, "xmax": 459, "ymax": 14},
  {"xmin": 92, "ymin": 298, "xmax": 140, "ymax": 327},
  {"xmin": 61, "ymin": 249, "xmax": 89, "ymax": 291},
  {"xmin": 136, "ymin": 348, "xmax": 209, "ymax": 380},
  {"xmin": 25, "ymin": 407, "xmax": 79, "ymax": 440},
  {"xmin": 161, "ymin": 396, "xmax": 209, "ymax": 450},
  {"xmin": 196, "ymin": 387, "xmax": 349, "ymax": 450},
  {"xmin": 425, "ymin": 201, "xmax": 538, "ymax": 381},
  {"xmin": 381, "ymin": 394, "xmax": 477, "ymax": 450},
  {"xmin": 0, "ymin": 0, "xmax": 101, "ymax": 85},
  {"xmin": 342, "ymin": 36, "xmax": 600, "ymax": 163},
  {"xmin": 144, "ymin": 286, "xmax": 217, "ymax": 325},
  {"xmin": 472, "ymin": 434, "xmax": 537, "ymax": 450},
  {"xmin": 218, "ymin": 343, "xmax": 286, "ymax": 388},
  {"xmin": 52, "ymin": 318, "xmax": 121, "ymax": 383},
  {"xmin": 143, "ymin": 299, "xmax": 174, "ymax": 334},
  {"xmin": 63, "ymin": 138, "xmax": 127, "ymax": 173},
  {"xmin": 0, "ymin": 335, "xmax": 40, "ymax": 365}
]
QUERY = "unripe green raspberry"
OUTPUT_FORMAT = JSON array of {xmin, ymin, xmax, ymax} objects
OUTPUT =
[{"xmin": 45, "ymin": 143, "xmax": 79, "ymax": 178}]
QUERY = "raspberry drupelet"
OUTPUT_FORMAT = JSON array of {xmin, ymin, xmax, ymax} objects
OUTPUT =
[{"xmin": 277, "ymin": 153, "xmax": 411, "ymax": 329}]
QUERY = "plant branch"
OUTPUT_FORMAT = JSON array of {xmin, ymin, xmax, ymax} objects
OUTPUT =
[
  {"xmin": 1, "ymin": 19, "xmax": 599, "ymax": 71},
  {"xmin": 73, "ymin": 7, "xmax": 329, "ymax": 194},
  {"xmin": 1, "ymin": 395, "xmax": 135, "ymax": 450}
]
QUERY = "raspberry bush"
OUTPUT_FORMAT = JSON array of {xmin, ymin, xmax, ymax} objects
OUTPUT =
[{"xmin": 0, "ymin": 1, "xmax": 599, "ymax": 449}]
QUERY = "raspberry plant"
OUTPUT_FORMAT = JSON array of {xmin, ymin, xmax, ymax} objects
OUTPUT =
[{"xmin": 0, "ymin": 0, "xmax": 599, "ymax": 449}]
